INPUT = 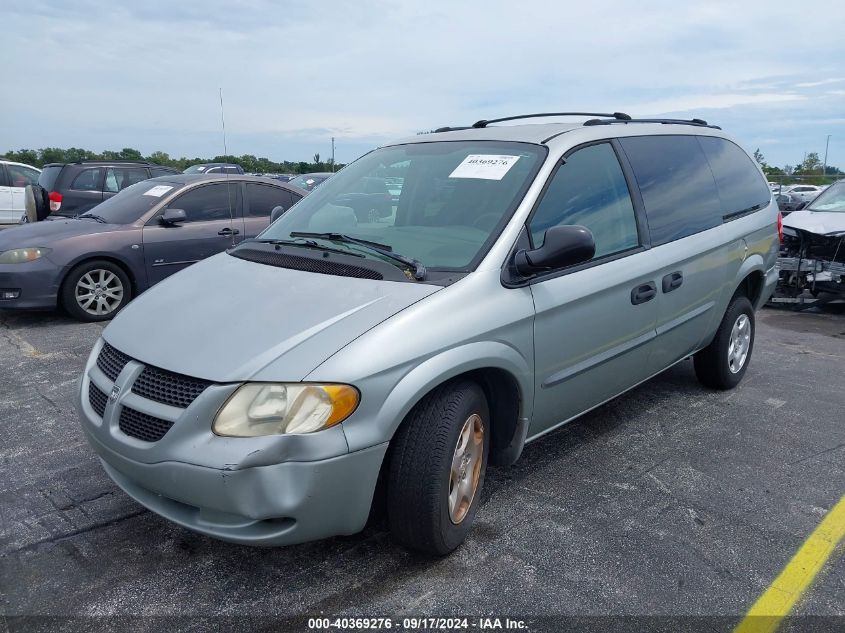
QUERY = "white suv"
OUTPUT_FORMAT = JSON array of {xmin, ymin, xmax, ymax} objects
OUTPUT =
[{"xmin": 0, "ymin": 160, "xmax": 41, "ymax": 225}]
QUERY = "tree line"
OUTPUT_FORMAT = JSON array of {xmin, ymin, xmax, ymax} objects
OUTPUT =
[
  {"xmin": 1, "ymin": 147, "xmax": 344, "ymax": 175},
  {"xmin": 753, "ymin": 149, "xmax": 841, "ymax": 185}
]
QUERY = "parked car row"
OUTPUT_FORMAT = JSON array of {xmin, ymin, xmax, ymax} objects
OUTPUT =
[{"xmin": 0, "ymin": 174, "xmax": 305, "ymax": 320}]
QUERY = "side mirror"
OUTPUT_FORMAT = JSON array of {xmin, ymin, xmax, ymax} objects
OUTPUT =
[
  {"xmin": 160, "ymin": 208, "xmax": 187, "ymax": 225},
  {"xmin": 514, "ymin": 225, "xmax": 596, "ymax": 276},
  {"xmin": 270, "ymin": 205, "xmax": 286, "ymax": 223},
  {"xmin": 796, "ymin": 201, "xmax": 807, "ymax": 210}
]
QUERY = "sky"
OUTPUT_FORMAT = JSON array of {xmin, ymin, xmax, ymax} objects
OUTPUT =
[{"xmin": 2, "ymin": 0, "xmax": 844, "ymax": 169}]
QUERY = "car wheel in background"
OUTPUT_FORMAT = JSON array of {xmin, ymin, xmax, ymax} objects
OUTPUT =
[
  {"xmin": 694, "ymin": 295, "xmax": 755, "ymax": 390},
  {"xmin": 61, "ymin": 260, "xmax": 132, "ymax": 322},
  {"xmin": 386, "ymin": 380, "xmax": 490, "ymax": 556}
]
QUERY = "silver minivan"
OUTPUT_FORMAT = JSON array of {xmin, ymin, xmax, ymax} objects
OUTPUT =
[{"xmin": 77, "ymin": 113, "xmax": 779, "ymax": 555}]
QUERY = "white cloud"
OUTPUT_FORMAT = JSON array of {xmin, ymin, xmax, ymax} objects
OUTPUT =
[{"xmin": 1, "ymin": 0, "xmax": 844, "ymax": 166}]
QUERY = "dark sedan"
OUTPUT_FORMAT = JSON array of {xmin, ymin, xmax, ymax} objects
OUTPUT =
[{"xmin": 0, "ymin": 175, "xmax": 305, "ymax": 321}]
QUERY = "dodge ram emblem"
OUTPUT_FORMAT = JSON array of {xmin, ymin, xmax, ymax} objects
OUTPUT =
[{"xmin": 109, "ymin": 386, "xmax": 121, "ymax": 403}]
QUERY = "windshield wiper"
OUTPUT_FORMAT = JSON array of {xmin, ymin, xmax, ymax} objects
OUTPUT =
[
  {"xmin": 77, "ymin": 213, "xmax": 108, "ymax": 223},
  {"xmin": 250, "ymin": 238, "xmax": 364, "ymax": 258},
  {"xmin": 290, "ymin": 232, "xmax": 427, "ymax": 280}
]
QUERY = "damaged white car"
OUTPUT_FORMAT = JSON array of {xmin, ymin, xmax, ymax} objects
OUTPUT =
[{"xmin": 775, "ymin": 180, "xmax": 845, "ymax": 307}]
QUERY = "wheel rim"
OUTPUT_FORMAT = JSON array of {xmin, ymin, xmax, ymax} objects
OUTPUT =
[
  {"xmin": 448, "ymin": 413, "xmax": 484, "ymax": 525},
  {"xmin": 75, "ymin": 269, "xmax": 124, "ymax": 316},
  {"xmin": 727, "ymin": 313, "xmax": 751, "ymax": 374}
]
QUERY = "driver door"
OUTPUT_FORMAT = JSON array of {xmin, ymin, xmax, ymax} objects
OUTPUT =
[{"xmin": 142, "ymin": 182, "xmax": 243, "ymax": 285}]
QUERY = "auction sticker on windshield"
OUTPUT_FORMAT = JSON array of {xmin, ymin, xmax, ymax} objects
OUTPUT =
[
  {"xmin": 449, "ymin": 155, "xmax": 520, "ymax": 180},
  {"xmin": 143, "ymin": 185, "xmax": 174, "ymax": 197}
]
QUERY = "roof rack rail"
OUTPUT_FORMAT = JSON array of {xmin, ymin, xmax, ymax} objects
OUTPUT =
[
  {"xmin": 583, "ymin": 117, "xmax": 721, "ymax": 130},
  {"xmin": 433, "ymin": 126, "xmax": 472, "ymax": 133},
  {"xmin": 471, "ymin": 112, "xmax": 631, "ymax": 129},
  {"xmin": 74, "ymin": 159, "xmax": 152, "ymax": 164}
]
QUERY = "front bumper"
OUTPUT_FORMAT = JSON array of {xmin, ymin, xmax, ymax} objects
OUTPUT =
[
  {"xmin": 77, "ymin": 338, "xmax": 388, "ymax": 546},
  {"xmin": 0, "ymin": 258, "xmax": 61, "ymax": 309},
  {"xmin": 84, "ymin": 428, "xmax": 387, "ymax": 546}
]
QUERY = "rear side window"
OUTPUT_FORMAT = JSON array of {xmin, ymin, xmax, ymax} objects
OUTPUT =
[
  {"xmin": 6, "ymin": 164, "xmax": 40, "ymax": 187},
  {"xmin": 37, "ymin": 165, "xmax": 62, "ymax": 191},
  {"xmin": 529, "ymin": 142, "xmax": 639, "ymax": 259},
  {"xmin": 619, "ymin": 135, "xmax": 721, "ymax": 246},
  {"xmin": 245, "ymin": 183, "xmax": 295, "ymax": 217},
  {"xmin": 697, "ymin": 137, "xmax": 770, "ymax": 217},
  {"xmin": 169, "ymin": 183, "xmax": 240, "ymax": 222},
  {"xmin": 71, "ymin": 168, "xmax": 104, "ymax": 191},
  {"xmin": 104, "ymin": 167, "xmax": 150, "ymax": 193}
]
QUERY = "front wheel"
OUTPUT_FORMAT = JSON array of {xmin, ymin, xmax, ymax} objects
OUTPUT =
[
  {"xmin": 61, "ymin": 260, "xmax": 132, "ymax": 322},
  {"xmin": 694, "ymin": 295, "xmax": 755, "ymax": 389},
  {"xmin": 386, "ymin": 381, "xmax": 490, "ymax": 555}
]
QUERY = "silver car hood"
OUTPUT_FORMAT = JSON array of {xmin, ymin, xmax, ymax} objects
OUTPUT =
[
  {"xmin": 783, "ymin": 211, "xmax": 845, "ymax": 236},
  {"xmin": 103, "ymin": 252, "xmax": 440, "ymax": 382}
]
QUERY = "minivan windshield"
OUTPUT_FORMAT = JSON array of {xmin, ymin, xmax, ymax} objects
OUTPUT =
[
  {"xmin": 259, "ymin": 141, "xmax": 545, "ymax": 270},
  {"xmin": 806, "ymin": 182, "xmax": 845, "ymax": 213},
  {"xmin": 75, "ymin": 179, "xmax": 186, "ymax": 224}
]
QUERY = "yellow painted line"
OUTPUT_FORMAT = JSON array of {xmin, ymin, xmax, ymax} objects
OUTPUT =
[{"xmin": 734, "ymin": 495, "xmax": 845, "ymax": 633}]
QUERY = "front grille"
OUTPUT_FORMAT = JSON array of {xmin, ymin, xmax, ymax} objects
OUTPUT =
[
  {"xmin": 132, "ymin": 366, "xmax": 211, "ymax": 409},
  {"xmin": 89, "ymin": 383, "xmax": 108, "ymax": 418},
  {"xmin": 230, "ymin": 248, "xmax": 384, "ymax": 280},
  {"xmin": 119, "ymin": 406, "xmax": 174, "ymax": 442},
  {"xmin": 97, "ymin": 342, "xmax": 131, "ymax": 381}
]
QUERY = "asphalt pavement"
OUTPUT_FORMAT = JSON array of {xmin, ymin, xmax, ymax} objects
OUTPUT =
[{"xmin": 1, "ymin": 307, "xmax": 843, "ymax": 632}]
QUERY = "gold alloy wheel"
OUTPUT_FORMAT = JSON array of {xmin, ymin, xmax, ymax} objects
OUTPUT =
[{"xmin": 448, "ymin": 413, "xmax": 484, "ymax": 524}]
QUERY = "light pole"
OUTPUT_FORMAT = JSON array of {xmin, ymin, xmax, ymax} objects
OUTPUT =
[
  {"xmin": 331, "ymin": 137, "xmax": 336, "ymax": 172},
  {"xmin": 822, "ymin": 135, "xmax": 831, "ymax": 181}
]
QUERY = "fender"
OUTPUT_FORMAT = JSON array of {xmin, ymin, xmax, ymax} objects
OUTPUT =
[
  {"xmin": 733, "ymin": 250, "xmax": 766, "ymax": 305},
  {"xmin": 340, "ymin": 340, "xmax": 534, "ymax": 456}
]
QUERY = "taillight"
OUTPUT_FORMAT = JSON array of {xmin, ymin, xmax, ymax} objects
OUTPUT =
[
  {"xmin": 777, "ymin": 211, "xmax": 783, "ymax": 243},
  {"xmin": 48, "ymin": 191, "xmax": 62, "ymax": 212}
]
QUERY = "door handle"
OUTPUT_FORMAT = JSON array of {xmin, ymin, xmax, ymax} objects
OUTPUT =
[
  {"xmin": 631, "ymin": 282, "xmax": 657, "ymax": 305},
  {"xmin": 661, "ymin": 271, "xmax": 683, "ymax": 293},
  {"xmin": 218, "ymin": 227, "xmax": 240, "ymax": 236}
]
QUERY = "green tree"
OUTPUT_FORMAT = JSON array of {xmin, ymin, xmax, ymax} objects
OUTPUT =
[{"xmin": 753, "ymin": 148, "xmax": 765, "ymax": 165}]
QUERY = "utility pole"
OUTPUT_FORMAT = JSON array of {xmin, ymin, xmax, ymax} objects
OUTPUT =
[
  {"xmin": 331, "ymin": 137, "xmax": 336, "ymax": 172},
  {"xmin": 823, "ymin": 134, "xmax": 831, "ymax": 180}
]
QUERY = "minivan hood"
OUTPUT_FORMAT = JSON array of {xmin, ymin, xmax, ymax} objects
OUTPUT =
[
  {"xmin": 103, "ymin": 252, "xmax": 441, "ymax": 382},
  {"xmin": 0, "ymin": 218, "xmax": 120, "ymax": 249},
  {"xmin": 783, "ymin": 210, "xmax": 845, "ymax": 236}
]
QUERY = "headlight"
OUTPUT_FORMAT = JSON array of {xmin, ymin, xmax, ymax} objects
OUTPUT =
[
  {"xmin": 213, "ymin": 383, "xmax": 359, "ymax": 437},
  {"xmin": 0, "ymin": 247, "xmax": 51, "ymax": 264}
]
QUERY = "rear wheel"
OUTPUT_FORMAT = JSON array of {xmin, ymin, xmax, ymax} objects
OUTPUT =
[
  {"xmin": 61, "ymin": 260, "xmax": 132, "ymax": 322},
  {"xmin": 694, "ymin": 295, "xmax": 754, "ymax": 389},
  {"xmin": 386, "ymin": 381, "xmax": 489, "ymax": 555}
]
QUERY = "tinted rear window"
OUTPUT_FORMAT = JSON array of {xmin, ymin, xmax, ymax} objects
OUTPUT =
[
  {"xmin": 698, "ymin": 137, "xmax": 770, "ymax": 217},
  {"xmin": 82, "ymin": 179, "xmax": 186, "ymax": 224},
  {"xmin": 38, "ymin": 166, "xmax": 63, "ymax": 191},
  {"xmin": 619, "ymin": 135, "xmax": 722, "ymax": 246}
]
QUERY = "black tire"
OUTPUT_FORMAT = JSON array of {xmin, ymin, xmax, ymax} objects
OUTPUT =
[
  {"xmin": 61, "ymin": 260, "xmax": 132, "ymax": 322},
  {"xmin": 24, "ymin": 185, "xmax": 49, "ymax": 223},
  {"xmin": 694, "ymin": 295, "xmax": 755, "ymax": 390},
  {"xmin": 387, "ymin": 380, "xmax": 490, "ymax": 555}
]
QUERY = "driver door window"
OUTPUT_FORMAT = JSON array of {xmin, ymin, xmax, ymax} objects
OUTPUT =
[{"xmin": 528, "ymin": 143, "xmax": 639, "ymax": 260}]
